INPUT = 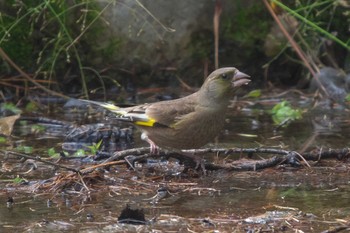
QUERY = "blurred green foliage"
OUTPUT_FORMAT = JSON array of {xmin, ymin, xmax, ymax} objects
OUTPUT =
[
  {"xmin": 0, "ymin": 0, "xmax": 122, "ymax": 96},
  {"xmin": 270, "ymin": 100, "xmax": 302, "ymax": 125},
  {"xmin": 246, "ymin": 89, "xmax": 262, "ymax": 98}
]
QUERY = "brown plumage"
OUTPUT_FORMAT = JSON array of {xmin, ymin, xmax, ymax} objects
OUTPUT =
[{"xmin": 82, "ymin": 67, "xmax": 250, "ymax": 151}]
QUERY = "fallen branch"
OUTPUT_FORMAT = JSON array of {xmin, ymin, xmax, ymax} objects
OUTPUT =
[
  {"xmin": 1, "ymin": 147, "xmax": 349, "ymax": 175},
  {"xmin": 85, "ymin": 147, "xmax": 350, "ymax": 174}
]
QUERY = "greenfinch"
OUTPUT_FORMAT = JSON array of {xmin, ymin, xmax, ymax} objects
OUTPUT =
[{"xmin": 82, "ymin": 67, "xmax": 250, "ymax": 152}]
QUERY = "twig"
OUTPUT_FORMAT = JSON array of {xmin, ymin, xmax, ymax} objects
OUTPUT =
[
  {"xmin": 77, "ymin": 172, "xmax": 90, "ymax": 192},
  {"xmin": 302, "ymin": 148, "xmax": 350, "ymax": 161},
  {"xmin": 80, "ymin": 160, "xmax": 127, "ymax": 174},
  {"xmin": 213, "ymin": 0, "xmax": 222, "ymax": 69},
  {"xmin": 0, "ymin": 150, "xmax": 79, "ymax": 173},
  {"xmin": 321, "ymin": 225, "xmax": 350, "ymax": 233},
  {"xmin": 0, "ymin": 48, "xmax": 69, "ymax": 99},
  {"xmin": 104, "ymin": 147, "xmax": 151, "ymax": 163},
  {"xmin": 263, "ymin": 0, "xmax": 331, "ymax": 98},
  {"xmin": 262, "ymin": 0, "xmax": 317, "ymax": 77}
]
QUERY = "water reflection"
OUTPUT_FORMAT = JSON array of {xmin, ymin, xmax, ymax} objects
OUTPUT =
[{"xmin": 1, "ymin": 101, "xmax": 350, "ymax": 232}]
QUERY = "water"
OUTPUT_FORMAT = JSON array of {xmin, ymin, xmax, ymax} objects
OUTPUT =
[{"xmin": 1, "ymin": 99, "xmax": 350, "ymax": 232}]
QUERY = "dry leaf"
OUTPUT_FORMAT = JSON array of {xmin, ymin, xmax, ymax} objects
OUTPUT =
[{"xmin": 0, "ymin": 114, "xmax": 20, "ymax": 136}]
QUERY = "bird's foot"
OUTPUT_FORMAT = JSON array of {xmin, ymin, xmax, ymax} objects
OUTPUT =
[
  {"xmin": 149, "ymin": 142, "xmax": 160, "ymax": 155},
  {"xmin": 194, "ymin": 157, "xmax": 207, "ymax": 175},
  {"xmin": 141, "ymin": 133, "xmax": 160, "ymax": 154},
  {"xmin": 181, "ymin": 152, "xmax": 207, "ymax": 175}
]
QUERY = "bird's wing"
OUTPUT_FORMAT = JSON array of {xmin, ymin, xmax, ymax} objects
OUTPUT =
[
  {"xmin": 141, "ymin": 97, "xmax": 197, "ymax": 128},
  {"xmin": 121, "ymin": 104, "xmax": 159, "ymax": 127}
]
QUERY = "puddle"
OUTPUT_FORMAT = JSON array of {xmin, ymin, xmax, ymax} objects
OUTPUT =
[{"xmin": 1, "ymin": 98, "xmax": 350, "ymax": 232}]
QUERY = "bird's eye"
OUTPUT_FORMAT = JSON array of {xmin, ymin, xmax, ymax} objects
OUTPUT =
[{"xmin": 221, "ymin": 73, "xmax": 228, "ymax": 80}]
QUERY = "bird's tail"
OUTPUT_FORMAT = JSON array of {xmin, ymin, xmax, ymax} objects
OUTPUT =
[
  {"xmin": 80, "ymin": 99, "xmax": 156, "ymax": 126},
  {"xmin": 80, "ymin": 99, "xmax": 127, "ymax": 116}
]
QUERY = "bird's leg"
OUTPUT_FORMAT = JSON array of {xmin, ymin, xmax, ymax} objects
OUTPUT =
[
  {"xmin": 181, "ymin": 151, "xmax": 207, "ymax": 175},
  {"xmin": 141, "ymin": 132, "xmax": 159, "ymax": 154}
]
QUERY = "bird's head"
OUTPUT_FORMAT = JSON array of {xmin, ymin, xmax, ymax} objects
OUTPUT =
[{"xmin": 199, "ymin": 67, "xmax": 250, "ymax": 105}]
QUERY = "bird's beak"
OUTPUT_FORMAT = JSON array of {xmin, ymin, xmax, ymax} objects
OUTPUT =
[{"xmin": 232, "ymin": 71, "xmax": 250, "ymax": 87}]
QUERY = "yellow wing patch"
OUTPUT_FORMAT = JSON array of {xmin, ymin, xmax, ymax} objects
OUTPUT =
[{"xmin": 135, "ymin": 118, "xmax": 156, "ymax": 127}]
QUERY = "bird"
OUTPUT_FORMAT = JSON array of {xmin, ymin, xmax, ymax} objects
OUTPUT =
[{"xmin": 81, "ymin": 67, "xmax": 250, "ymax": 153}]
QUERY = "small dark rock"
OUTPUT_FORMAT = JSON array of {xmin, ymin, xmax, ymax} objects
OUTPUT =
[{"xmin": 118, "ymin": 205, "xmax": 146, "ymax": 225}]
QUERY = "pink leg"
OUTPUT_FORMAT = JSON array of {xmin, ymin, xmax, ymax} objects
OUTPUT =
[{"xmin": 141, "ymin": 133, "xmax": 159, "ymax": 154}]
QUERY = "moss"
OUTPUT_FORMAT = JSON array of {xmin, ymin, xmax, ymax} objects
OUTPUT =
[
  {"xmin": 221, "ymin": 2, "xmax": 270, "ymax": 51},
  {"xmin": 188, "ymin": 29, "xmax": 213, "ymax": 60},
  {"xmin": 0, "ymin": 2, "xmax": 37, "ymax": 71}
]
